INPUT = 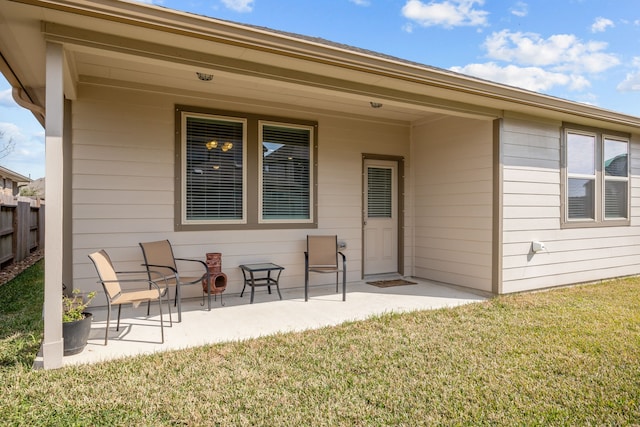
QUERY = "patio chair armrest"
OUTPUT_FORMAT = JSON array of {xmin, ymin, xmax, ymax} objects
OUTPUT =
[
  {"xmin": 141, "ymin": 263, "xmax": 178, "ymax": 274},
  {"xmin": 174, "ymin": 257, "xmax": 208, "ymax": 272},
  {"xmin": 338, "ymin": 251, "xmax": 346, "ymax": 267}
]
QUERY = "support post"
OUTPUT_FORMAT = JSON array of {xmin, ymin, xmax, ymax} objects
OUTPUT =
[{"xmin": 42, "ymin": 42, "xmax": 65, "ymax": 369}]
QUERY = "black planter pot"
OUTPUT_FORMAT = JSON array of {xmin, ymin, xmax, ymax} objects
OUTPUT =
[{"xmin": 63, "ymin": 312, "xmax": 92, "ymax": 356}]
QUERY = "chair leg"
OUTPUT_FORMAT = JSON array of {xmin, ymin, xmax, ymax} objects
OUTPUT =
[
  {"xmin": 176, "ymin": 284, "xmax": 182, "ymax": 323},
  {"xmin": 342, "ymin": 268, "xmax": 347, "ymax": 301},
  {"xmin": 335, "ymin": 272, "xmax": 339, "ymax": 293},
  {"xmin": 304, "ymin": 269, "xmax": 309, "ymax": 301},
  {"xmin": 164, "ymin": 288, "xmax": 172, "ymax": 327},
  {"xmin": 158, "ymin": 295, "xmax": 164, "ymax": 344},
  {"xmin": 104, "ymin": 302, "xmax": 111, "ymax": 346},
  {"xmin": 116, "ymin": 304, "xmax": 122, "ymax": 331}
]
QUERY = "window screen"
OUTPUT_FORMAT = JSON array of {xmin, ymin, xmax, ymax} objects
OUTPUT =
[
  {"xmin": 567, "ymin": 132, "xmax": 596, "ymax": 220},
  {"xmin": 261, "ymin": 123, "xmax": 311, "ymax": 221},
  {"xmin": 604, "ymin": 137, "xmax": 628, "ymax": 219}
]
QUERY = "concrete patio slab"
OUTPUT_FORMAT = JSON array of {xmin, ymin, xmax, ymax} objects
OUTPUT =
[{"xmin": 47, "ymin": 278, "xmax": 487, "ymax": 367}]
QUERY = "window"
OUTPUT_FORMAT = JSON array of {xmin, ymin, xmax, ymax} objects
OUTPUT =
[
  {"xmin": 259, "ymin": 122, "xmax": 313, "ymax": 223},
  {"xmin": 176, "ymin": 106, "xmax": 317, "ymax": 230},
  {"xmin": 563, "ymin": 125, "xmax": 630, "ymax": 227},
  {"xmin": 182, "ymin": 113, "xmax": 246, "ymax": 224},
  {"xmin": 367, "ymin": 167, "xmax": 392, "ymax": 218}
]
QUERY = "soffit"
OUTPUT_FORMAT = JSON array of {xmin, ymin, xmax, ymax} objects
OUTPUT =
[
  {"xmin": 42, "ymin": 21, "xmax": 500, "ymax": 123},
  {"xmin": 2, "ymin": 0, "xmax": 640, "ymax": 131}
]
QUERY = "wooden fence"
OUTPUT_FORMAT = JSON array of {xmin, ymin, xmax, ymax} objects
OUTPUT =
[{"xmin": 0, "ymin": 195, "xmax": 44, "ymax": 269}]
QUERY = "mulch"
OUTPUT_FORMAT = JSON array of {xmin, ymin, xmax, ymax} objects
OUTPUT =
[{"xmin": 0, "ymin": 249, "xmax": 44, "ymax": 287}]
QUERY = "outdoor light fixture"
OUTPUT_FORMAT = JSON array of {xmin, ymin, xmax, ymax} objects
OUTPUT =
[
  {"xmin": 370, "ymin": 102, "xmax": 383, "ymax": 108},
  {"xmin": 196, "ymin": 72, "xmax": 214, "ymax": 81}
]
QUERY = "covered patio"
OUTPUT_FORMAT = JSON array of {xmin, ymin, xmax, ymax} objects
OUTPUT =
[{"xmin": 42, "ymin": 278, "xmax": 487, "ymax": 367}]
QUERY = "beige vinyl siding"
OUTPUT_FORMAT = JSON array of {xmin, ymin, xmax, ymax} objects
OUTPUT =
[
  {"xmin": 411, "ymin": 116, "xmax": 493, "ymax": 292},
  {"xmin": 72, "ymin": 85, "xmax": 411, "ymax": 301},
  {"xmin": 501, "ymin": 116, "xmax": 640, "ymax": 293}
]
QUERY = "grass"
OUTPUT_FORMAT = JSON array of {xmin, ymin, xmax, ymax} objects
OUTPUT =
[
  {"xmin": 0, "ymin": 260, "xmax": 44, "ymax": 368},
  {"xmin": 1, "ymin": 262, "xmax": 639, "ymax": 425}
]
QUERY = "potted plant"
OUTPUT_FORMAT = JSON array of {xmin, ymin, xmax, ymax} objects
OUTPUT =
[{"xmin": 62, "ymin": 289, "xmax": 96, "ymax": 356}]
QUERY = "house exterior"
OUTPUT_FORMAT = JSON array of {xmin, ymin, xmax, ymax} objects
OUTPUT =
[
  {"xmin": 1, "ymin": 0, "xmax": 639, "ymax": 368},
  {"xmin": 0, "ymin": 165, "xmax": 30, "ymax": 197}
]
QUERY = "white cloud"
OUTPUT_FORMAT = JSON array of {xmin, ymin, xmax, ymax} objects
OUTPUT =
[
  {"xmin": 483, "ymin": 30, "xmax": 620, "ymax": 74},
  {"xmin": 350, "ymin": 0, "xmax": 371, "ymax": 5},
  {"xmin": 451, "ymin": 62, "xmax": 590, "ymax": 92},
  {"xmin": 402, "ymin": 23, "xmax": 415, "ymax": 33},
  {"xmin": 591, "ymin": 17, "xmax": 614, "ymax": 33},
  {"xmin": 401, "ymin": 0, "xmax": 489, "ymax": 29},
  {"xmin": 0, "ymin": 122, "xmax": 45, "ymax": 179},
  {"xmin": 221, "ymin": 0, "xmax": 254, "ymax": 12},
  {"xmin": 617, "ymin": 57, "xmax": 640, "ymax": 92},
  {"xmin": 510, "ymin": 1, "xmax": 528, "ymax": 17},
  {"xmin": 0, "ymin": 89, "xmax": 17, "ymax": 108}
]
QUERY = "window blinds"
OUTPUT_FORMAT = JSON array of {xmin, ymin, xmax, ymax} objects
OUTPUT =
[
  {"xmin": 367, "ymin": 167, "xmax": 392, "ymax": 218},
  {"xmin": 185, "ymin": 116, "xmax": 244, "ymax": 221}
]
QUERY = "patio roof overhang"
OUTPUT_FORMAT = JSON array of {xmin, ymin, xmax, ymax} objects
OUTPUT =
[{"xmin": 1, "ymin": 0, "xmax": 640, "ymax": 133}]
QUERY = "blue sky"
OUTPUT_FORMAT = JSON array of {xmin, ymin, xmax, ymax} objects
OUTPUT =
[{"xmin": 1, "ymin": 0, "xmax": 639, "ymax": 179}]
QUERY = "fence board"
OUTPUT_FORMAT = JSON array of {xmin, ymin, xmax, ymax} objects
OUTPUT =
[{"xmin": 0, "ymin": 200, "xmax": 44, "ymax": 269}]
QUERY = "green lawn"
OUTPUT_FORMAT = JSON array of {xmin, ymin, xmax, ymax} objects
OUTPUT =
[{"xmin": 1, "ymin": 261, "xmax": 639, "ymax": 425}]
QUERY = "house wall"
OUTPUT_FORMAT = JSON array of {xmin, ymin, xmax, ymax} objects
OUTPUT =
[
  {"xmin": 71, "ymin": 85, "xmax": 411, "ymax": 300},
  {"xmin": 411, "ymin": 116, "xmax": 494, "ymax": 292},
  {"xmin": 500, "ymin": 116, "xmax": 640, "ymax": 293}
]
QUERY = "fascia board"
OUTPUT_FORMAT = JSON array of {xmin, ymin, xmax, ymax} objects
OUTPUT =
[{"xmin": 8, "ymin": 0, "xmax": 640, "ymax": 130}]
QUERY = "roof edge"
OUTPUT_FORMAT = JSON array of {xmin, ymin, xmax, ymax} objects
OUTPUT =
[{"xmin": 8, "ymin": 0, "xmax": 640, "ymax": 129}]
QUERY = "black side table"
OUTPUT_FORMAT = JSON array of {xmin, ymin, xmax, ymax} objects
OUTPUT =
[{"xmin": 239, "ymin": 263, "xmax": 284, "ymax": 304}]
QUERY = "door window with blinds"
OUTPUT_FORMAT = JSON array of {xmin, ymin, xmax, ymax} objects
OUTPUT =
[
  {"xmin": 563, "ymin": 125, "xmax": 630, "ymax": 228},
  {"xmin": 367, "ymin": 167, "xmax": 393, "ymax": 218},
  {"xmin": 177, "ymin": 106, "xmax": 317, "ymax": 230},
  {"xmin": 259, "ymin": 122, "xmax": 313, "ymax": 223}
]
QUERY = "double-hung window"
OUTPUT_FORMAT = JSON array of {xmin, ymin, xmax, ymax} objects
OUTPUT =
[
  {"xmin": 176, "ymin": 105, "xmax": 317, "ymax": 230},
  {"xmin": 563, "ymin": 125, "xmax": 630, "ymax": 227}
]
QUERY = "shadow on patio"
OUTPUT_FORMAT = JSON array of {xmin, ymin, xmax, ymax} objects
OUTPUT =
[{"xmin": 50, "ymin": 278, "xmax": 488, "ymax": 367}]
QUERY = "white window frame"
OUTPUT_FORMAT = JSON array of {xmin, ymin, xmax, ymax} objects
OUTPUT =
[{"xmin": 258, "ymin": 121, "xmax": 314, "ymax": 224}]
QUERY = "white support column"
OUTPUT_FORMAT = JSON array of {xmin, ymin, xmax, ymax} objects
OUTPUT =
[{"xmin": 42, "ymin": 42, "xmax": 65, "ymax": 369}]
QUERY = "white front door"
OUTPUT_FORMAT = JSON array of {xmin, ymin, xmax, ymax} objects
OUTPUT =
[{"xmin": 364, "ymin": 159, "xmax": 398, "ymax": 275}]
